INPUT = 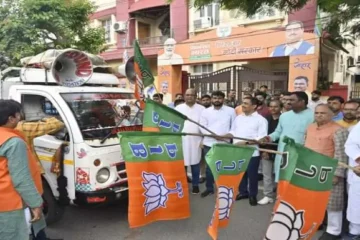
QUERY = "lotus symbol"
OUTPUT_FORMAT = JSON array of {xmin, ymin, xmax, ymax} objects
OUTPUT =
[
  {"xmin": 265, "ymin": 201, "xmax": 314, "ymax": 240},
  {"xmin": 142, "ymin": 171, "xmax": 183, "ymax": 215},
  {"xmin": 218, "ymin": 186, "xmax": 234, "ymax": 220}
]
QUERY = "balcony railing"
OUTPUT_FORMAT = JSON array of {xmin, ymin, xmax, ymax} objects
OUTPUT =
[{"xmin": 135, "ymin": 35, "xmax": 170, "ymax": 47}]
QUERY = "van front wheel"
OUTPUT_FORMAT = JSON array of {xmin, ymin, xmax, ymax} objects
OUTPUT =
[{"xmin": 42, "ymin": 179, "xmax": 65, "ymax": 225}]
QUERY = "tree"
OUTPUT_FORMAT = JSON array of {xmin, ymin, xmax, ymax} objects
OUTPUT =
[
  {"xmin": 176, "ymin": 0, "xmax": 360, "ymax": 45},
  {"xmin": 0, "ymin": 0, "xmax": 106, "ymax": 65},
  {"xmin": 0, "ymin": 53, "xmax": 10, "ymax": 71}
]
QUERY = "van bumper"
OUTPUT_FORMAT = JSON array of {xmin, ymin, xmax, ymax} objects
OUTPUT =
[{"xmin": 74, "ymin": 187, "xmax": 128, "ymax": 205}]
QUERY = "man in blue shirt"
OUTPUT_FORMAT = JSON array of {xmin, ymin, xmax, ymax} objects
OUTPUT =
[
  {"xmin": 328, "ymin": 96, "xmax": 345, "ymax": 121},
  {"xmin": 260, "ymin": 91, "xmax": 314, "ymax": 182}
]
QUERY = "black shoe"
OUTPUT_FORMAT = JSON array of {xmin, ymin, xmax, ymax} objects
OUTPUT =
[
  {"xmin": 318, "ymin": 232, "xmax": 341, "ymax": 240},
  {"xmin": 235, "ymin": 193, "xmax": 249, "ymax": 201},
  {"xmin": 201, "ymin": 189, "xmax": 214, "ymax": 198},
  {"xmin": 249, "ymin": 197, "xmax": 257, "ymax": 206},
  {"xmin": 192, "ymin": 186, "xmax": 200, "ymax": 194},
  {"xmin": 199, "ymin": 177, "xmax": 205, "ymax": 184}
]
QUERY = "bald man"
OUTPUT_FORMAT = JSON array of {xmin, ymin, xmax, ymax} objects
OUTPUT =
[
  {"xmin": 175, "ymin": 89, "xmax": 205, "ymax": 194},
  {"xmin": 304, "ymin": 104, "xmax": 348, "ymax": 239},
  {"xmin": 157, "ymin": 38, "xmax": 184, "ymax": 66}
]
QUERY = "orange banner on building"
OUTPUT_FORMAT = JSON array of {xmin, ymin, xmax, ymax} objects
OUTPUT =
[{"xmin": 157, "ymin": 21, "xmax": 320, "ymax": 98}]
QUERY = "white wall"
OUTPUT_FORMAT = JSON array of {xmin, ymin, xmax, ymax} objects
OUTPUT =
[
  {"xmin": 188, "ymin": 5, "xmax": 287, "ymax": 74},
  {"xmin": 93, "ymin": 0, "xmax": 116, "ymax": 11},
  {"xmin": 188, "ymin": 5, "xmax": 286, "ymax": 35}
]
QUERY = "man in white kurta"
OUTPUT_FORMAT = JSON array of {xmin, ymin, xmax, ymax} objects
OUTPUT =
[
  {"xmin": 175, "ymin": 89, "xmax": 205, "ymax": 194},
  {"xmin": 345, "ymin": 122, "xmax": 360, "ymax": 238}
]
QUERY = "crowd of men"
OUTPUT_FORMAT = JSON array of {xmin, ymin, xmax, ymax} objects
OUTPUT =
[
  {"xmin": 2, "ymin": 86, "xmax": 360, "ymax": 240},
  {"xmin": 153, "ymin": 86, "xmax": 360, "ymax": 240}
]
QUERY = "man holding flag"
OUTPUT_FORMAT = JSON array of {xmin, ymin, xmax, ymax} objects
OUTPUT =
[
  {"xmin": 260, "ymin": 92, "xmax": 314, "ymax": 183},
  {"xmin": 199, "ymin": 91, "xmax": 236, "ymax": 198},
  {"xmin": 221, "ymin": 97, "xmax": 268, "ymax": 206},
  {"xmin": 175, "ymin": 89, "xmax": 205, "ymax": 194},
  {"xmin": 304, "ymin": 104, "xmax": 348, "ymax": 240}
]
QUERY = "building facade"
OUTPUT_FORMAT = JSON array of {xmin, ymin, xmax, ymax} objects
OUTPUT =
[
  {"xmin": 334, "ymin": 20, "xmax": 360, "ymax": 99},
  {"xmin": 91, "ymin": 0, "xmax": 350, "ymax": 101},
  {"xmin": 90, "ymin": 0, "xmax": 189, "ymax": 79}
]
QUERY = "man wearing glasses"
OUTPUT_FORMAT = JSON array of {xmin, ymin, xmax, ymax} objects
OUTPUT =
[{"xmin": 270, "ymin": 21, "xmax": 315, "ymax": 57}]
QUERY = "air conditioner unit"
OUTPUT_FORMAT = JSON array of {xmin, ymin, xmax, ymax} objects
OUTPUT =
[
  {"xmin": 113, "ymin": 21, "xmax": 127, "ymax": 32},
  {"xmin": 194, "ymin": 17, "xmax": 212, "ymax": 30}
]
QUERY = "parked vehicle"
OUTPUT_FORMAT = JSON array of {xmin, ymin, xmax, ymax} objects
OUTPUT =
[{"xmin": 0, "ymin": 49, "xmax": 142, "ymax": 225}]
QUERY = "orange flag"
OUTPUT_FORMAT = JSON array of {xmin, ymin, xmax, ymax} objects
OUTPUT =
[
  {"xmin": 134, "ymin": 74, "xmax": 145, "ymax": 109},
  {"xmin": 119, "ymin": 131, "xmax": 190, "ymax": 228},
  {"xmin": 206, "ymin": 144, "xmax": 255, "ymax": 240},
  {"xmin": 265, "ymin": 137, "xmax": 337, "ymax": 240}
]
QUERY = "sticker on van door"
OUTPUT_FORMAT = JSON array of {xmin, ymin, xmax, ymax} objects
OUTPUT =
[
  {"xmin": 77, "ymin": 148, "xmax": 87, "ymax": 159},
  {"xmin": 75, "ymin": 167, "xmax": 92, "ymax": 192}
]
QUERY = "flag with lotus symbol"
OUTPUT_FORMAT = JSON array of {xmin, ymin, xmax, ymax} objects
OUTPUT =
[
  {"xmin": 142, "ymin": 99, "xmax": 187, "ymax": 132},
  {"xmin": 265, "ymin": 137, "xmax": 337, "ymax": 240},
  {"xmin": 205, "ymin": 143, "xmax": 255, "ymax": 240},
  {"xmin": 118, "ymin": 131, "xmax": 190, "ymax": 228}
]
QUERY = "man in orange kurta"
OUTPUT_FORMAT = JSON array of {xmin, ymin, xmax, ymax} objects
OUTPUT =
[{"xmin": 304, "ymin": 104, "xmax": 349, "ymax": 240}]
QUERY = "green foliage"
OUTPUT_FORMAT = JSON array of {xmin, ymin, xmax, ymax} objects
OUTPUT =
[
  {"xmin": 0, "ymin": 0, "xmax": 106, "ymax": 65},
  {"xmin": 318, "ymin": 0, "xmax": 360, "ymax": 46},
  {"xmin": 189, "ymin": 0, "xmax": 309, "ymax": 16},
  {"xmin": 0, "ymin": 53, "xmax": 10, "ymax": 70}
]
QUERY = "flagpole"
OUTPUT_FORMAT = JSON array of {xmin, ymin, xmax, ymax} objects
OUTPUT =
[
  {"xmin": 338, "ymin": 162, "xmax": 356, "ymax": 171},
  {"xmin": 186, "ymin": 119, "xmax": 218, "ymax": 135},
  {"xmin": 182, "ymin": 132, "xmax": 278, "ymax": 146}
]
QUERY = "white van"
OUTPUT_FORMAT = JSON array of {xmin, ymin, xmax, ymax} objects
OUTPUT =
[{"xmin": 1, "ymin": 63, "xmax": 142, "ymax": 224}]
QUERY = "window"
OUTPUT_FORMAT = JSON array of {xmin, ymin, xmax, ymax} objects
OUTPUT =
[
  {"xmin": 193, "ymin": 64, "xmax": 213, "ymax": 75},
  {"xmin": 199, "ymin": 3, "xmax": 220, "ymax": 27},
  {"xmin": 248, "ymin": 6, "xmax": 277, "ymax": 20},
  {"xmin": 61, "ymin": 93, "xmax": 142, "ymax": 141},
  {"xmin": 101, "ymin": 18, "xmax": 112, "ymax": 43},
  {"xmin": 20, "ymin": 94, "xmax": 69, "ymax": 142},
  {"xmin": 336, "ymin": 53, "xmax": 344, "ymax": 72}
]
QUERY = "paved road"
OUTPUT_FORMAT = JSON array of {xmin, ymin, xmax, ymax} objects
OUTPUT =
[{"xmin": 47, "ymin": 183, "xmax": 323, "ymax": 240}]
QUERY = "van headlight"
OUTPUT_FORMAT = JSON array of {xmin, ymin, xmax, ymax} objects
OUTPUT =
[{"xmin": 96, "ymin": 168, "xmax": 110, "ymax": 183}]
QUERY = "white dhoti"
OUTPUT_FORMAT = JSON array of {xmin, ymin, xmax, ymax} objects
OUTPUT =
[
  {"xmin": 175, "ymin": 103, "xmax": 205, "ymax": 167},
  {"xmin": 182, "ymin": 135, "xmax": 202, "ymax": 166}
]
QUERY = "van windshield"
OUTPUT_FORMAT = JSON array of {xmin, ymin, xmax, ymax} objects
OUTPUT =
[{"xmin": 61, "ymin": 92, "xmax": 143, "ymax": 140}]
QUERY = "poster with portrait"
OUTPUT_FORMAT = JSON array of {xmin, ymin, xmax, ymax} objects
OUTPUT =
[
  {"xmin": 269, "ymin": 21, "xmax": 315, "ymax": 57},
  {"xmin": 288, "ymin": 54, "xmax": 319, "ymax": 96},
  {"xmin": 156, "ymin": 65, "xmax": 182, "ymax": 104}
]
